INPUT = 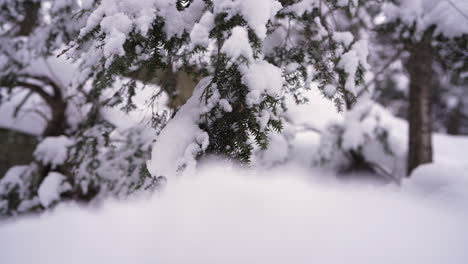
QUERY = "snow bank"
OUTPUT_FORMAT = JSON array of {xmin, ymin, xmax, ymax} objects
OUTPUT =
[
  {"xmin": 1, "ymin": 162, "xmax": 467, "ymax": 264},
  {"xmin": 405, "ymin": 163, "xmax": 468, "ymax": 208}
]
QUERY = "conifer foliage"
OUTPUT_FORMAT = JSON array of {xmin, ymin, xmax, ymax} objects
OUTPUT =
[
  {"xmin": 74, "ymin": 0, "xmax": 368, "ymax": 179},
  {"xmin": 0, "ymin": 0, "xmax": 466, "ymax": 218},
  {"xmin": 0, "ymin": 0, "xmax": 370, "ymax": 215}
]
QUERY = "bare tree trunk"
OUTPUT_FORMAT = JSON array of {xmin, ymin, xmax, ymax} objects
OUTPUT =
[{"xmin": 406, "ymin": 28, "xmax": 435, "ymax": 176}]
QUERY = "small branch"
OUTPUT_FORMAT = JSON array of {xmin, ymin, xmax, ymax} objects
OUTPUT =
[
  {"xmin": 13, "ymin": 90, "xmax": 34, "ymax": 117},
  {"xmin": 284, "ymin": 115, "xmax": 323, "ymax": 134},
  {"xmin": 295, "ymin": 123, "xmax": 323, "ymax": 134},
  {"xmin": 16, "ymin": 74, "xmax": 63, "ymax": 99},
  {"xmin": 22, "ymin": 108, "xmax": 50, "ymax": 124},
  {"xmin": 14, "ymin": 80, "xmax": 53, "ymax": 103},
  {"xmin": 446, "ymin": 0, "xmax": 468, "ymax": 21}
]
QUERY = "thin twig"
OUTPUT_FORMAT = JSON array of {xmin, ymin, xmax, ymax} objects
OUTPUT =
[
  {"xmin": 13, "ymin": 91, "xmax": 33, "ymax": 117},
  {"xmin": 446, "ymin": 0, "xmax": 468, "ymax": 21}
]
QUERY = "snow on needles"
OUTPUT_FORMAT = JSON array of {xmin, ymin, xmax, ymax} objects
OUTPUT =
[
  {"xmin": 34, "ymin": 136, "xmax": 75, "ymax": 169},
  {"xmin": 213, "ymin": 0, "xmax": 282, "ymax": 39},
  {"xmin": 80, "ymin": 0, "xmax": 207, "ymax": 64},
  {"xmin": 146, "ymin": 78, "xmax": 212, "ymax": 179},
  {"xmin": 337, "ymin": 40, "xmax": 370, "ymax": 95},
  {"xmin": 99, "ymin": 13, "xmax": 133, "ymax": 58},
  {"xmin": 147, "ymin": 59, "xmax": 283, "ymax": 180},
  {"xmin": 333, "ymin": 32, "xmax": 354, "ymax": 47},
  {"xmin": 221, "ymin": 26, "xmax": 254, "ymax": 65},
  {"xmin": 190, "ymin": 11, "xmax": 215, "ymax": 48},
  {"xmin": 241, "ymin": 60, "xmax": 284, "ymax": 106}
]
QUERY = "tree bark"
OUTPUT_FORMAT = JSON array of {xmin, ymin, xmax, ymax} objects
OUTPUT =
[
  {"xmin": 16, "ymin": 1, "xmax": 41, "ymax": 36},
  {"xmin": 406, "ymin": 28, "xmax": 435, "ymax": 176},
  {"xmin": 43, "ymin": 99, "xmax": 67, "ymax": 137}
]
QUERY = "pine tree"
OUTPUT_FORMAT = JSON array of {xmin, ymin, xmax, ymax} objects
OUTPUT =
[{"xmin": 75, "ymin": 0, "xmax": 369, "ymax": 179}]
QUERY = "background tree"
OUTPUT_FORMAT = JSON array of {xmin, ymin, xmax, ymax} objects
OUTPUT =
[{"xmin": 378, "ymin": 0, "xmax": 468, "ymax": 175}]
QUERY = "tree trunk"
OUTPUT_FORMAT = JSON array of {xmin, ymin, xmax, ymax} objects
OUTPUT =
[
  {"xmin": 406, "ymin": 28, "xmax": 435, "ymax": 176},
  {"xmin": 16, "ymin": 1, "xmax": 41, "ymax": 36},
  {"xmin": 43, "ymin": 99, "xmax": 68, "ymax": 137}
]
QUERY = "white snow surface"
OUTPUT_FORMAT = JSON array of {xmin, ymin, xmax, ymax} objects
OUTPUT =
[
  {"xmin": 2, "ymin": 84, "xmax": 468, "ymax": 263},
  {"xmin": 37, "ymin": 172, "xmax": 71, "ymax": 208},
  {"xmin": 0, "ymin": 160, "xmax": 467, "ymax": 264},
  {"xmin": 406, "ymin": 163, "xmax": 468, "ymax": 206}
]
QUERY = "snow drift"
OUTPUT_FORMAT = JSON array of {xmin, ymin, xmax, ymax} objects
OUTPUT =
[{"xmin": 0, "ymin": 161, "xmax": 467, "ymax": 264}]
